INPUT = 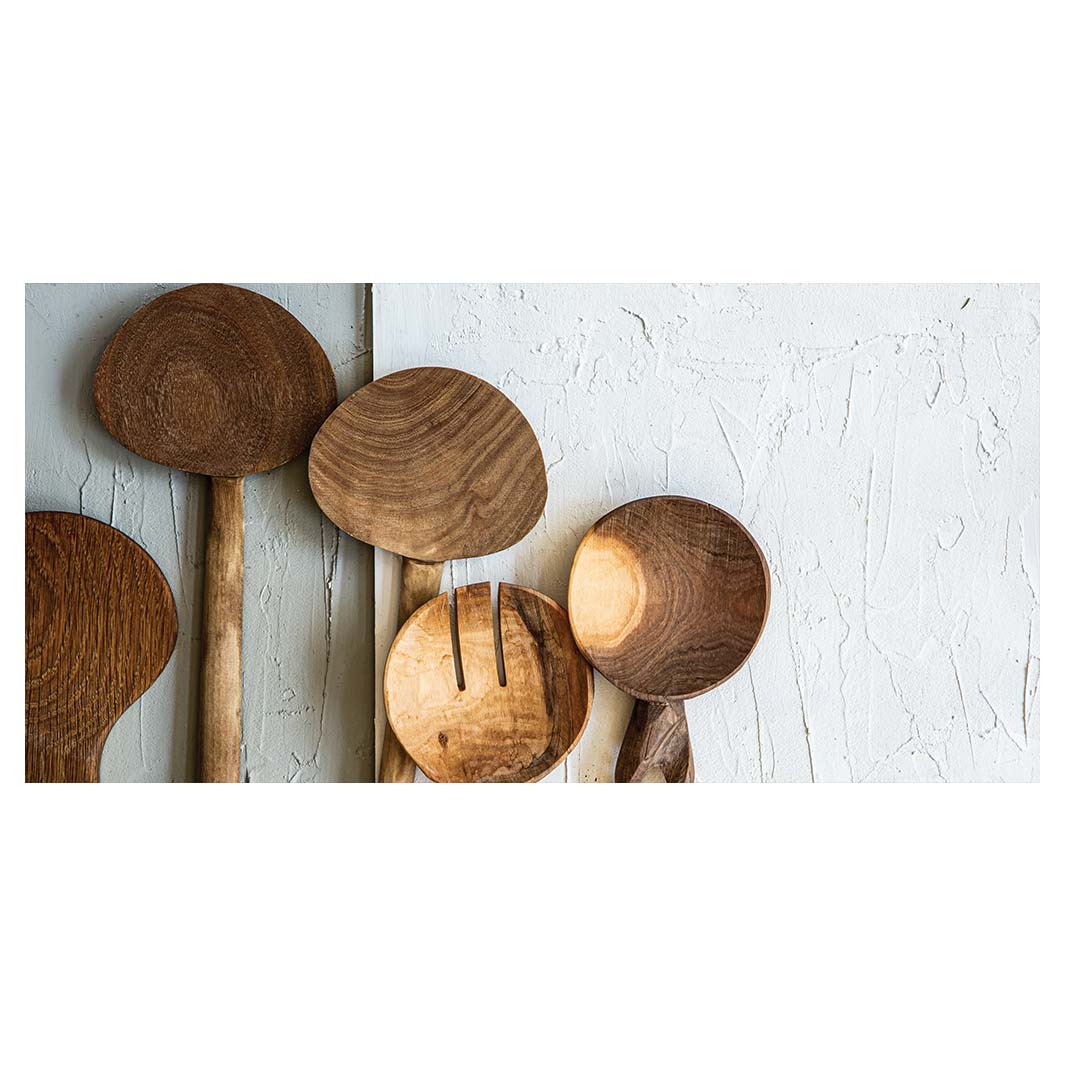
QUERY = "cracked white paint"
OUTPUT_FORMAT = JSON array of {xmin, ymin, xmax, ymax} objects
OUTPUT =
[
  {"xmin": 374, "ymin": 283, "xmax": 1039, "ymax": 782},
  {"xmin": 25, "ymin": 283, "xmax": 374, "ymax": 782}
]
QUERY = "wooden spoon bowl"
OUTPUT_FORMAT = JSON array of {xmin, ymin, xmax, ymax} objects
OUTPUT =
[
  {"xmin": 384, "ymin": 583, "xmax": 591, "ymax": 783},
  {"xmin": 25, "ymin": 512, "xmax": 178, "ymax": 782},
  {"xmin": 94, "ymin": 283, "xmax": 336, "ymax": 477},
  {"xmin": 568, "ymin": 496, "xmax": 770, "ymax": 782}
]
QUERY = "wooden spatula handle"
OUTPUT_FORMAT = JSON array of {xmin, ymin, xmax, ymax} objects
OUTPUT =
[
  {"xmin": 379, "ymin": 557, "xmax": 446, "ymax": 782},
  {"xmin": 200, "ymin": 476, "xmax": 244, "ymax": 783},
  {"xmin": 615, "ymin": 699, "xmax": 694, "ymax": 782}
]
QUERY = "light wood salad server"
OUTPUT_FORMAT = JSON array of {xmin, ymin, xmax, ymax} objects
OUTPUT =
[
  {"xmin": 568, "ymin": 496, "xmax": 769, "ymax": 782},
  {"xmin": 385, "ymin": 582, "xmax": 591, "ymax": 782},
  {"xmin": 94, "ymin": 284, "xmax": 336, "ymax": 782},
  {"xmin": 26, "ymin": 512, "xmax": 178, "ymax": 782},
  {"xmin": 309, "ymin": 366, "xmax": 548, "ymax": 782}
]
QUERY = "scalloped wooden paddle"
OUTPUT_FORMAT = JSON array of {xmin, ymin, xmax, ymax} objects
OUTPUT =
[
  {"xmin": 385, "ymin": 583, "xmax": 591, "ymax": 782},
  {"xmin": 309, "ymin": 366, "xmax": 548, "ymax": 782},
  {"xmin": 568, "ymin": 496, "xmax": 770, "ymax": 782},
  {"xmin": 26, "ymin": 512, "xmax": 178, "ymax": 782},
  {"xmin": 94, "ymin": 284, "xmax": 336, "ymax": 781}
]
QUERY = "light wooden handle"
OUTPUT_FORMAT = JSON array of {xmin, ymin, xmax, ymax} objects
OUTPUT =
[
  {"xmin": 615, "ymin": 699, "xmax": 694, "ymax": 782},
  {"xmin": 200, "ymin": 476, "xmax": 244, "ymax": 783},
  {"xmin": 379, "ymin": 557, "xmax": 445, "ymax": 782}
]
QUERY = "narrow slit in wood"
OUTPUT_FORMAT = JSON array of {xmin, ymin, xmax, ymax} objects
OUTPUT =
[
  {"xmin": 448, "ymin": 589, "xmax": 466, "ymax": 691},
  {"xmin": 491, "ymin": 582, "xmax": 507, "ymax": 688}
]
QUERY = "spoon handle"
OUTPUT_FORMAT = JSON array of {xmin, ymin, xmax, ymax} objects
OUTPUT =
[
  {"xmin": 615, "ymin": 699, "xmax": 694, "ymax": 782},
  {"xmin": 379, "ymin": 557, "xmax": 446, "ymax": 782},
  {"xmin": 200, "ymin": 476, "xmax": 244, "ymax": 783}
]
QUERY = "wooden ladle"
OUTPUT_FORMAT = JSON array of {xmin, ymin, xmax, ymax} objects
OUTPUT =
[
  {"xmin": 309, "ymin": 366, "xmax": 547, "ymax": 782},
  {"xmin": 94, "ymin": 284, "xmax": 336, "ymax": 782},
  {"xmin": 384, "ymin": 583, "xmax": 591, "ymax": 782},
  {"xmin": 567, "ymin": 496, "xmax": 770, "ymax": 782},
  {"xmin": 26, "ymin": 512, "xmax": 178, "ymax": 782}
]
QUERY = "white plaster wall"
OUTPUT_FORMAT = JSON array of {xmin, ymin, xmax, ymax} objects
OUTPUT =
[
  {"xmin": 374, "ymin": 284, "xmax": 1039, "ymax": 782},
  {"xmin": 25, "ymin": 283, "xmax": 374, "ymax": 782}
]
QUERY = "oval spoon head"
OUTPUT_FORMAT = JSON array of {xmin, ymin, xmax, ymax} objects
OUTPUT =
[
  {"xmin": 384, "ymin": 583, "xmax": 592, "ymax": 782},
  {"xmin": 568, "ymin": 495, "xmax": 770, "ymax": 702},
  {"xmin": 308, "ymin": 366, "xmax": 547, "ymax": 561},
  {"xmin": 94, "ymin": 284, "xmax": 337, "ymax": 477},
  {"xmin": 25, "ymin": 512, "xmax": 178, "ymax": 782}
]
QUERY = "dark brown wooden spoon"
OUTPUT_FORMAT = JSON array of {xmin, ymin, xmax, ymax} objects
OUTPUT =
[
  {"xmin": 309, "ymin": 366, "xmax": 547, "ymax": 782},
  {"xmin": 25, "ymin": 512, "xmax": 178, "ymax": 782},
  {"xmin": 94, "ymin": 284, "xmax": 336, "ymax": 782},
  {"xmin": 567, "ymin": 495, "xmax": 770, "ymax": 782},
  {"xmin": 384, "ymin": 583, "xmax": 591, "ymax": 782}
]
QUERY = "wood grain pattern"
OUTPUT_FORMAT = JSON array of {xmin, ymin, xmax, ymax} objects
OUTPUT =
[
  {"xmin": 94, "ymin": 284, "xmax": 337, "ymax": 782},
  {"xmin": 378, "ymin": 557, "xmax": 446, "ymax": 783},
  {"xmin": 385, "ymin": 583, "xmax": 592, "ymax": 783},
  {"xmin": 25, "ymin": 512, "xmax": 178, "ymax": 782},
  {"xmin": 568, "ymin": 495, "xmax": 770, "ymax": 782},
  {"xmin": 308, "ymin": 366, "xmax": 547, "ymax": 562},
  {"xmin": 615, "ymin": 700, "xmax": 694, "ymax": 783},
  {"xmin": 94, "ymin": 284, "xmax": 337, "ymax": 478},
  {"xmin": 199, "ymin": 476, "xmax": 244, "ymax": 783}
]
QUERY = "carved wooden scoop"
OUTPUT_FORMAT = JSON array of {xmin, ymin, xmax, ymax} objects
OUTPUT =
[
  {"xmin": 568, "ymin": 496, "xmax": 769, "ymax": 782},
  {"xmin": 94, "ymin": 284, "xmax": 336, "ymax": 781},
  {"xmin": 26, "ymin": 512, "xmax": 178, "ymax": 782},
  {"xmin": 384, "ymin": 583, "xmax": 591, "ymax": 782},
  {"xmin": 309, "ymin": 366, "xmax": 547, "ymax": 782}
]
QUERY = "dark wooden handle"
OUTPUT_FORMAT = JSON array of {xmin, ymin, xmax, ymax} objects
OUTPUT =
[
  {"xmin": 615, "ymin": 699, "xmax": 694, "ymax": 782},
  {"xmin": 200, "ymin": 476, "xmax": 244, "ymax": 783},
  {"xmin": 379, "ymin": 557, "xmax": 446, "ymax": 782}
]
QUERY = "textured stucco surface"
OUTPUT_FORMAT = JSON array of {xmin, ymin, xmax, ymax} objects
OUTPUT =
[
  {"xmin": 25, "ymin": 283, "xmax": 374, "ymax": 782},
  {"xmin": 374, "ymin": 284, "xmax": 1039, "ymax": 782}
]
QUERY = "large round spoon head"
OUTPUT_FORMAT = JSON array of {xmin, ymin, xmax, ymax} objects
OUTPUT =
[
  {"xmin": 308, "ymin": 366, "xmax": 547, "ymax": 561},
  {"xmin": 26, "ymin": 512, "xmax": 178, "ymax": 782},
  {"xmin": 385, "ymin": 583, "xmax": 592, "ymax": 782},
  {"xmin": 94, "ymin": 284, "xmax": 337, "ymax": 477},
  {"xmin": 568, "ymin": 496, "xmax": 770, "ymax": 703}
]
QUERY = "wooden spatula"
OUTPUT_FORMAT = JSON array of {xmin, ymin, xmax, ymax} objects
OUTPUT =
[
  {"xmin": 309, "ymin": 366, "xmax": 548, "ymax": 782},
  {"xmin": 94, "ymin": 284, "xmax": 336, "ymax": 782},
  {"xmin": 384, "ymin": 582, "xmax": 591, "ymax": 782},
  {"xmin": 568, "ymin": 495, "xmax": 770, "ymax": 782},
  {"xmin": 26, "ymin": 512, "xmax": 178, "ymax": 782}
]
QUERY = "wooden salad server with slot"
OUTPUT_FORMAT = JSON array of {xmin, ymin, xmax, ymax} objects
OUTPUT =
[
  {"xmin": 568, "ymin": 496, "xmax": 770, "ymax": 782},
  {"xmin": 385, "ymin": 583, "xmax": 591, "ymax": 782},
  {"xmin": 94, "ymin": 284, "xmax": 336, "ymax": 782},
  {"xmin": 25, "ymin": 512, "xmax": 178, "ymax": 782},
  {"xmin": 309, "ymin": 366, "xmax": 548, "ymax": 782}
]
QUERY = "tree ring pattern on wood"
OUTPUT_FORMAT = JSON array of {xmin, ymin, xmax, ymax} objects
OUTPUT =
[
  {"xmin": 568, "ymin": 495, "xmax": 770, "ymax": 702},
  {"xmin": 25, "ymin": 512, "xmax": 178, "ymax": 782},
  {"xmin": 384, "ymin": 583, "xmax": 592, "ymax": 782},
  {"xmin": 309, "ymin": 366, "xmax": 547, "ymax": 561},
  {"xmin": 94, "ymin": 284, "xmax": 337, "ymax": 477}
]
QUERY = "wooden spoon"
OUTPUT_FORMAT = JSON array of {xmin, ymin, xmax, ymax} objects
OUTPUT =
[
  {"xmin": 309, "ymin": 366, "xmax": 548, "ymax": 782},
  {"xmin": 25, "ymin": 512, "xmax": 178, "ymax": 782},
  {"xmin": 568, "ymin": 495, "xmax": 770, "ymax": 782},
  {"xmin": 384, "ymin": 582, "xmax": 591, "ymax": 782},
  {"xmin": 94, "ymin": 284, "xmax": 336, "ymax": 782}
]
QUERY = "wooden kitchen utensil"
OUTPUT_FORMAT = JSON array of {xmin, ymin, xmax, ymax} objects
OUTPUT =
[
  {"xmin": 568, "ymin": 496, "xmax": 769, "ymax": 782},
  {"xmin": 94, "ymin": 284, "xmax": 336, "ymax": 782},
  {"xmin": 384, "ymin": 582, "xmax": 591, "ymax": 782},
  {"xmin": 309, "ymin": 366, "xmax": 548, "ymax": 782},
  {"xmin": 26, "ymin": 512, "xmax": 178, "ymax": 782}
]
